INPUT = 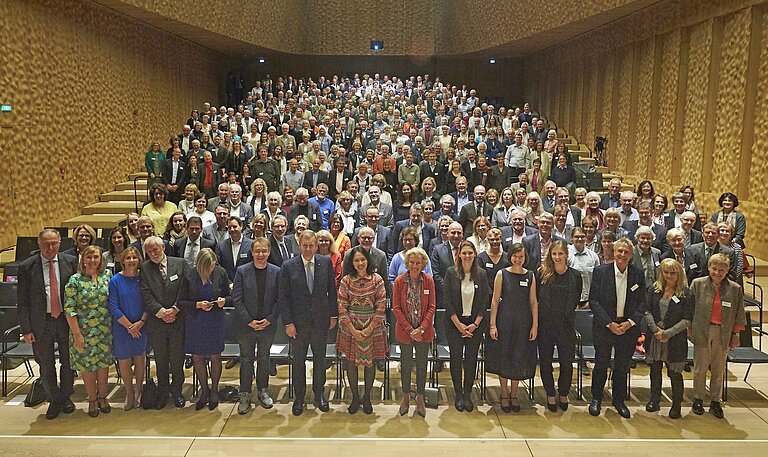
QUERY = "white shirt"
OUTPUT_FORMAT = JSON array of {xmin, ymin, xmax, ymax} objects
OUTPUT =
[
  {"xmin": 614, "ymin": 263, "xmax": 629, "ymax": 324},
  {"xmin": 568, "ymin": 245, "xmax": 600, "ymax": 302},
  {"xmin": 460, "ymin": 276, "xmax": 475, "ymax": 317},
  {"xmin": 41, "ymin": 256, "xmax": 61, "ymax": 314},
  {"xmin": 231, "ymin": 238, "xmax": 242, "ymax": 268}
]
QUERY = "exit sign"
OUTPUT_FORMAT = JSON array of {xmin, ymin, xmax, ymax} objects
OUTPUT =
[{"xmin": 0, "ymin": 105, "xmax": 11, "ymax": 112}]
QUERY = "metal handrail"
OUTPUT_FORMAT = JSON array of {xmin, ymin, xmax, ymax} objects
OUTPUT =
[{"xmin": 132, "ymin": 176, "xmax": 149, "ymax": 213}]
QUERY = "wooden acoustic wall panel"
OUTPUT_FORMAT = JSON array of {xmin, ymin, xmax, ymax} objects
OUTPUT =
[
  {"xmin": 711, "ymin": 9, "xmax": 750, "ymax": 195},
  {"xmin": 598, "ymin": 51, "xmax": 615, "ymax": 145},
  {"xmin": 614, "ymin": 48, "xmax": 633, "ymax": 175},
  {"xmin": 572, "ymin": 59, "xmax": 585, "ymax": 141},
  {"xmin": 653, "ymin": 30, "xmax": 682, "ymax": 186},
  {"xmin": 749, "ymin": 7, "xmax": 768, "ymax": 203},
  {"xmin": 0, "ymin": 0, "xmax": 220, "ymax": 236},
  {"xmin": 633, "ymin": 37, "xmax": 655, "ymax": 178},
  {"xmin": 584, "ymin": 55, "xmax": 599, "ymax": 145},
  {"xmin": 679, "ymin": 20, "xmax": 713, "ymax": 192}
]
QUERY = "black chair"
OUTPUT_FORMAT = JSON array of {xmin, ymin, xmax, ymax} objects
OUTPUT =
[
  {"xmin": 2, "ymin": 325, "xmax": 42, "ymax": 396},
  {"xmin": 14, "ymin": 237, "xmax": 39, "ymax": 262},
  {"xmin": 725, "ymin": 311, "xmax": 768, "ymax": 401},
  {"xmin": 743, "ymin": 267, "xmax": 764, "ymax": 336},
  {"xmin": 383, "ymin": 308, "xmax": 400, "ymax": 400},
  {"xmin": 270, "ymin": 317, "xmax": 292, "ymax": 397},
  {"xmin": 429, "ymin": 308, "xmax": 451, "ymax": 388},
  {"xmin": 574, "ymin": 310, "xmax": 595, "ymax": 399}
]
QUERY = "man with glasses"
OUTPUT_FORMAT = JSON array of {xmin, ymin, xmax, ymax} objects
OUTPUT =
[{"xmin": 352, "ymin": 206, "xmax": 391, "ymax": 253}]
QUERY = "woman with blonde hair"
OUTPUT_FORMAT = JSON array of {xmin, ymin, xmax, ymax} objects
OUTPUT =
[{"xmin": 523, "ymin": 191, "xmax": 544, "ymax": 227}]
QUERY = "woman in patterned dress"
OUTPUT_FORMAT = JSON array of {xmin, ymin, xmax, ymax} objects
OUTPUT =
[
  {"xmin": 336, "ymin": 248, "xmax": 387, "ymax": 415},
  {"xmin": 64, "ymin": 245, "xmax": 113, "ymax": 418}
]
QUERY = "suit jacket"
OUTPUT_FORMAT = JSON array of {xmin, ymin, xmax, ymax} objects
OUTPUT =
[
  {"xmin": 162, "ymin": 158, "xmax": 187, "ymax": 187},
  {"xmin": 216, "ymin": 237, "xmax": 254, "ymax": 282},
  {"xmin": 327, "ymin": 169, "xmax": 353, "ymax": 200},
  {"xmin": 388, "ymin": 221, "xmax": 437, "ymax": 260},
  {"xmin": 689, "ymin": 242, "xmax": 738, "ymax": 282},
  {"xmin": 358, "ymin": 202, "xmax": 394, "ymax": 229},
  {"xmin": 588, "ymin": 263, "xmax": 647, "ymax": 329},
  {"xmin": 352, "ymin": 225, "xmax": 391, "ymax": 253},
  {"xmin": 177, "ymin": 265, "xmax": 231, "ymax": 314},
  {"xmin": 301, "ymin": 170, "xmax": 329, "ymax": 191},
  {"xmin": 457, "ymin": 201, "xmax": 493, "ymax": 237},
  {"xmin": 232, "ymin": 262, "xmax": 281, "ymax": 332},
  {"xmin": 278, "ymin": 254, "xmax": 338, "ymax": 334},
  {"xmin": 442, "ymin": 265, "xmax": 490, "ymax": 324},
  {"xmin": 521, "ymin": 233, "xmax": 565, "ymax": 271},
  {"xmin": 17, "ymin": 252, "xmax": 78, "ymax": 338},
  {"xmin": 623, "ymin": 220, "xmax": 668, "ymax": 252},
  {"xmin": 630, "ymin": 247, "xmax": 662, "ymax": 287},
  {"xmin": 267, "ymin": 234, "xmax": 297, "ymax": 267},
  {"xmin": 645, "ymin": 288, "xmax": 693, "ymax": 363},
  {"xmin": 525, "ymin": 168, "xmax": 547, "ymax": 193},
  {"xmin": 691, "ymin": 276, "xmax": 746, "ymax": 346},
  {"xmin": 500, "ymin": 225, "xmax": 539, "ymax": 251},
  {"xmin": 600, "ymin": 193, "xmax": 621, "ymax": 211},
  {"xmin": 171, "ymin": 236, "xmax": 216, "ymax": 259},
  {"xmin": 392, "ymin": 272, "xmax": 436, "ymax": 343},
  {"xmin": 660, "ymin": 247, "xmax": 702, "ymax": 285},
  {"xmin": 419, "ymin": 162, "xmax": 446, "ymax": 192},
  {"xmin": 664, "ymin": 209, "xmax": 702, "ymax": 232},
  {"xmin": 130, "ymin": 238, "xmax": 172, "ymax": 260},
  {"xmin": 288, "ymin": 202, "xmax": 323, "ymax": 233},
  {"xmin": 196, "ymin": 161, "xmax": 221, "ymax": 191},
  {"xmin": 140, "ymin": 256, "xmax": 189, "ymax": 330}
]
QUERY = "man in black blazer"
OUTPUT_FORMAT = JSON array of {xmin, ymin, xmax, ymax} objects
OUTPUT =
[
  {"xmin": 172, "ymin": 217, "xmax": 215, "ymax": 268},
  {"xmin": 131, "ymin": 216, "xmax": 172, "ymax": 259},
  {"xmin": 301, "ymin": 159, "xmax": 329, "ymax": 196},
  {"xmin": 660, "ymin": 228, "xmax": 702, "ymax": 285},
  {"xmin": 215, "ymin": 217, "xmax": 254, "ymax": 283},
  {"xmin": 588, "ymin": 238, "xmax": 647, "ymax": 419},
  {"xmin": 690, "ymin": 223, "xmax": 738, "ymax": 283},
  {"xmin": 679, "ymin": 211, "xmax": 703, "ymax": 247},
  {"xmin": 623, "ymin": 202, "xmax": 668, "ymax": 252},
  {"xmin": 140, "ymin": 236, "xmax": 190, "ymax": 409},
  {"xmin": 500, "ymin": 209, "xmax": 538, "ymax": 251},
  {"xmin": 266, "ymin": 215, "xmax": 297, "ymax": 267},
  {"xmin": 327, "ymin": 157, "xmax": 353, "ymax": 201},
  {"xmin": 279, "ymin": 230, "xmax": 338, "ymax": 416},
  {"xmin": 232, "ymin": 238, "xmax": 281, "ymax": 413},
  {"xmin": 352, "ymin": 206, "xmax": 391, "ymax": 253},
  {"xmin": 388, "ymin": 203, "xmax": 437, "ymax": 259},
  {"xmin": 17, "ymin": 229, "xmax": 78, "ymax": 420},
  {"xmin": 419, "ymin": 149, "xmax": 446, "ymax": 192},
  {"xmin": 196, "ymin": 151, "xmax": 221, "ymax": 199},
  {"xmin": 288, "ymin": 187, "xmax": 323, "ymax": 233},
  {"xmin": 599, "ymin": 178, "xmax": 622, "ymax": 210},
  {"xmin": 521, "ymin": 213, "xmax": 564, "ymax": 271},
  {"xmin": 457, "ymin": 185, "xmax": 493, "ymax": 237},
  {"xmin": 430, "ymin": 221, "xmax": 464, "ymax": 307},
  {"xmin": 162, "ymin": 147, "xmax": 187, "ymax": 204}
]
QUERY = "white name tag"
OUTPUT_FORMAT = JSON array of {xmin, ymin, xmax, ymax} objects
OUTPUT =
[
  {"xmin": 630, "ymin": 284, "xmax": 639, "ymax": 292},
  {"xmin": 239, "ymin": 253, "xmax": 248, "ymax": 258},
  {"xmin": 655, "ymin": 261, "xmax": 660, "ymax": 267},
  {"xmin": 520, "ymin": 280, "xmax": 528, "ymax": 287},
  {"xmin": 423, "ymin": 289, "xmax": 430, "ymax": 295},
  {"xmin": 107, "ymin": 263, "xmax": 115, "ymax": 268},
  {"xmin": 505, "ymin": 237, "xmax": 512, "ymax": 242},
  {"xmin": 486, "ymin": 263, "xmax": 494, "ymax": 268},
  {"xmin": 259, "ymin": 172, "xmax": 264, "ymax": 176},
  {"xmin": 671, "ymin": 295, "xmax": 680, "ymax": 303},
  {"xmin": 722, "ymin": 301, "xmax": 732, "ymax": 308},
  {"xmin": 690, "ymin": 263, "xmax": 698, "ymax": 269},
  {"xmin": 474, "ymin": 284, "xmax": 479, "ymax": 289},
  {"xmin": 312, "ymin": 214, "xmax": 317, "ymax": 220},
  {"xmin": 169, "ymin": 274, "xmax": 179, "ymax": 281}
]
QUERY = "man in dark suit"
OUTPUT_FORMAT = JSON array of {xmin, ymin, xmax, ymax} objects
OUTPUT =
[
  {"xmin": 419, "ymin": 149, "xmax": 446, "ymax": 192},
  {"xmin": 555, "ymin": 187, "xmax": 582, "ymax": 228},
  {"xmin": 664, "ymin": 193, "xmax": 702, "ymax": 232},
  {"xmin": 588, "ymin": 237, "xmax": 647, "ymax": 419},
  {"xmin": 541, "ymin": 180, "xmax": 558, "ymax": 213},
  {"xmin": 162, "ymin": 147, "xmax": 187, "ymax": 204},
  {"xmin": 358, "ymin": 186, "xmax": 394, "ymax": 229},
  {"xmin": 623, "ymin": 201, "xmax": 667, "ymax": 252},
  {"xmin": 288, "ymin": 187, "xmax": 323, "ymax": 233},
  {"xmin": 216, "ymin": 217, "xmax": 254, "ymax": 283},
  {"xmin": 389, "ymin": 203, "xmax": 436, "ymax": 259},
  {"xmin": 140, "ymin": 236, "xmax": 189, "ymax": 409},
  {"xmin": 172, "ymin": 216, "xmax": 215, "ymax": 268},
  {"xmin": 301, "ymin": 159, "xmax": 329, "ymax": 197},
  {"xmin": 202, "ymin": 205, "xmax": 231, "ymax": 245},
  {"xmin": 131, "ymin": 216, "xmax": 171, "ymax": 259},
  {"xmin": 690, "ymin": 223, "xmax": 738, "ymax": 282},
  {"xmin": 678, "ymin": 211, "xmax": 703, "ymax": 247},
  {"xmin": 660, "ymin": 228, "xmax": 702, "ymax": 285},
  {"xmin": 522, "ymin": 213, "xmax": 565, "ymax": 271},
  {"xmin": 600, "ymin": 178, "xmax": 622, "ymax": 210},
  {"xmin": 17, "ymin": 229, "xmax": 78, "ymax": 420},
  {"xmin": 266, "ymin": 215, "xmax": 297, "ymax": 267},
  {"xmin": 430, "ymin": 221, "xmax": 464, "ymax": 308},
  {"xmin": 279, "ymin": 230, "xmax": 338, "ymax": 416},
  {"xmin": 327, "ymin": 157, "xmax": 353, "ymax": 201},
  {"xmin": 352, "ymin": 206, "xmax": 391, "ymax": 253},
  {"xmin": 457, "ymin": 185, "xmax": 493, "ymax": 237},
  {"xmin": 196, "ymin": 150, "xmax": 221, "ymax": 199},
  {"xmin": 500, "ymin": 209, "xmax": 538, "ymax": 251},
  {"xmin": 232, "ymin": 237, "xmax": 281, "ymax": 413},
  {"xmin": 630, "ymin": 226, "xmax": 662, "ymax": 290}
]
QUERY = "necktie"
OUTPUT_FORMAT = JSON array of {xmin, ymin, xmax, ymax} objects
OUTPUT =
[
  {"xmin": 306, "ymin": 260, "xmax": 314, "ymax": 291},
  {"xmin": 705, "ymin": 247, "xmax": 712, "ymax": 260},
  {"xmin": 48, "ymin": 259, "xmax": 61, "ymax": 318},
  {"xmin": 159, "ymin": 262, "xmax": 167, "ymax": 278},
  {"xmin": 280, "ymin": 242, "xmax": 289, "ymax": 261},
  {"xmin": 186, "ymin": 241, "xmax": 198, "ymax": 267},
  {"xmin": 477, "ymin": 204, "xmax": 482, "ymax": 217}
]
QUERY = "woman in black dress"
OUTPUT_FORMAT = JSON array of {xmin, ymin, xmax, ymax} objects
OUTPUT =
[
  {"xmin": 443, "ymin": 241, "xmax": 489, "ymax": 412},
  {"xmin": 536, "ymin": 240, "xmax": 582, "ymax": 412},
  {"xmin": 179, "ymin": 248, "xmax": 231, "ymax": 411},
  {"xmin": 478, "ymin": 228, "xmax": 510, "ymax": 297},
  {"xmin": 488, "ymin": 243, "xmax": 538, "ymax": 412}
]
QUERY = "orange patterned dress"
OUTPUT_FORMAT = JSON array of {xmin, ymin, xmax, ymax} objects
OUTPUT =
[{"xmin": 336, "ymin": 273, "xmax": 387, "ymax": 367}]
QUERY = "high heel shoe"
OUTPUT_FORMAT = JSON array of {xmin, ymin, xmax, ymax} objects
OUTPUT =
[
  {"xmin": 558, "ymin": 396, "xmax": 569, "ymax": 412},
  {"xmin": 500, "ymin": 396, "xmax": 512, "ymax": 413},
  {"xmin": 88, "ymin": 400, "xmax": 100, "ymax": 418},
  {"xmin": 510, "ymin": 397, "xmax": 521, "ymax": 413},
  {"xmin": 415, "ymin": 394, "xmax": 426, "ymax": 418},
  {"xmin": 195, "ymin": 392, "xmax": 210, "ymax": 411},
  {"xmin": 546, "ymin": 396, "xmax": 558, "ymax": 412},
  {"xmin": 208, "ymin": 392, "xmax": 219, "ymax": 411},
  {"xmin": 124, "ymin": 393, "xmax": 134, "ymax": 411},
  {"xmin": 98, "ymin": 397, "xmax": 111, "ymax": 414},
  {"xmin": 398, "ymin": 397, "xmax": 409, "ymax": 416}
]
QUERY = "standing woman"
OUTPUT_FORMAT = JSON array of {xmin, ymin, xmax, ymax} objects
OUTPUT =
[
  {"xmin": 145, "ymin": 141, "xmax": 165, "ymax": 187},
  {"xmin": 336, "ymin": 248, "xmax": 388, "ymax": 415},
  {"xmin": 141, "ymin": 183, "xmax": 178, "ymax": 237},
  {"xmin": 711, "ymin": 192, "xmax": 746, "ymax": 248},
  {"xmin": 536, "ymin": 240, "xmax": 581, "ymax": 412},
  {"xmin": 478, "ymin": 229, "xmax": 510, "ymax": 293},
  {"xmin": 443, "ymin": 241, "xmax": 489, "ymax": 412},
  {"xmin": 487, "ymin": 243, "xmax": 538, "ymax": 413},
  {"xmin": 179, "ymin": 248, "xmax": 230, "ymax": 410},
  {"xmin": 107, "ymin": 246, "xmax": 148, "ymax": 411},
  {"xmin": 103, "ymin": 227, "xmax": 128, "ymax": 274},
  {"xmin": 63, "ymin": 245, "xmax": 113, "ymax": 417},
  {"xmin": 392, "ymin": 248, "xmax": 435, "ymax": 417},
  {"xmin": 643, "ymin": 259, "xmax": 693, "ymax": 419}
]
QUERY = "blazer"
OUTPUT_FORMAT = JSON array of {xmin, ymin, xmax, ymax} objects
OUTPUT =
[
  {"xmin": 267, "ymin": 234, "xmax": 297, "ymax": 267},
  {"xmin": 130, "ymin": 238, "xmax": 172, "ymax": 260},
  {"xmin": 588, "ymin": 263, "xmax": 647, "ymax": 329},
  {"xmin": 690, "ymin": 276, "xmax": 745, "ymax": 347},
  {"xmin": 521, "ymin": 233, "xmax": 565, "ymax": 271},
  {"xmin": 623, "ymin": 220, "xmax": 668, "ymax": 252},
  {"xmin": 442, "ymin": 266, "xmax": 490, "ymax": 324},
  {"xmin": 599, "ymin": 193, "xmax": 621, "ymax": 211},
  {"xmin": 457, "ymin": 201, "xmax": 493, "ymax": 237},
  {"xmin": 16, "ymin": 252, "xmax": 78, "ymax": 338},
  {"xmin": 171, "ymin": 236, "xmax": 216, "ymax": 259},
  {"xmin": 358, "ymin": 202, "xmax": 394, "ymax": 229},
  {"xmin": 278, "ymin": 254, "xmax": 338, "ymax": 334},
  {"xmin": 162, "ymin": 158, "xmax": 187, "ymax": 187},
  {"xmin": 301, "ymin": 170, "xmax": 329, "ymax": 191},
  {"xmin": 500, "ymin": 225, "xmax": 539, "ymax": 251},
  {"xmin": 196, "ymin": 161, "xmax": 221, "ymax": 191},
  {"xmin": 352, "ymin": 225, "xmax": 391, "ymax": 253},
  {"xmin": 388, "ymin": 221, "xmax": 437, "ymax": 260},
  {"xmin": 419, "ymin": 162, "xmax": 446, "ymax": 192},
  {"xmin": 287, "ymin": 202, "xmax": 323, "ymax": 233},
  {"xmin": 215, "ymin": 237, "xmax": 254, "ymax": 282},
  {"xmin": 660, "ymin": 247, "xmax": 702, "ymax": 285},
  {"xmin": 392, "ymin": 272, "xmax": 436, "ymax": 344},
  {"xmin": 630, "ymin": 247, "xmax": 661, "ymax": 288},
  {"xmin": 232, "ymin": 262, "xmax": 281, "ymax": 332},
  {"xmin": 689, "ymin": 241, "xmax": 738, "ymax": 283},
  {"xmin": 178, "ymin": 265, "xmax": 231, "ymax": 314},
  {"xmin": 326, "ymin": 169, "xmax": 353, "ymax": 200},
  {"xmin": 644, "ymin": 288, "xmax": 693, "ymax": 363},
  {"xmin": 664, "ymin": 210, "xmax": 702, "ymax": 232},
  {"xmin": 140, "ymin": 256, "xmax": 189, "ymax": 330},
  {"xmin": 525, "ymin": 168, "xmax": 548, "ymax": 193}
]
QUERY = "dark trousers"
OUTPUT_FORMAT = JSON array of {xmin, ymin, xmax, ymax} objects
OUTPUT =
[
  {"xmin": 446, "ymin": 316, "xmax": 482, "ymax": 396},
  {"xmin": 591, "ymin": 325, "xmax": 638, "ymax": 403},
  {"xmin": 32, "ymin": 315, "xmax": 74, "ymax": 403},
  {"xmin": 292, "ymin": 328, "xmax": 328, "ymax": 400},
  {"xmin": 148, "ymin": 319, "xmax": 185, "ymax": 395},
  {"xmin": 538, "ymin": 322, "xmax": 576, "ymax": 397},
  {"xmin": 649, "ymin": 361, "xmax": 684, "ymax": 404},
  {"xmin": 238, "ymin": 326, "xmax": 276, "ymax": 393},
  {"xmin": 399, "ymin": 341, "xmax": 430, "ymax": 394}
]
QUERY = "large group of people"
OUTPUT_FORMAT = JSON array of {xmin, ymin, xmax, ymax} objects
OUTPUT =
[{"xmin": 16, "ymin": 73, "xmax": 750, "ymax": 423}]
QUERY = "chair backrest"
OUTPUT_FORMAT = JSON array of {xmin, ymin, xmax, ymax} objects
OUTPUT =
[
  {"xmin": 0, "ymin": 282, "xmax": 17, "ymax": 307},
  {"xmin": 223, "ymin": 307, "xmax": 238, "ymax": 344},
  {"xmin": 387, "ymin": 307, "xmax": 397, "ymax": 343},
  {"xmin": 14, "ymin": 237, "xmax": 39, "ymax": 262},
  {"xmin": 433, "ymin": 308, "xmax": 448, "ymax": 345},
  {"xmin": 740, "ymin": 311, "xmax": 755, "ymax": 349},
  {"xmin": 273, "ymin": 317, "xmax": 290, "ymax": 345},
  {"xmin": 60, "ymin": 238, "xmax": 75, "ymax": 252},
  {"xmin": 574, "ymin": 310, "xmax": 594, "ymax": 346}
]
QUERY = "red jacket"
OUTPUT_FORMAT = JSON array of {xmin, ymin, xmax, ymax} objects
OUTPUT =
[{"xmin": 392, "ymin": 272, "xmax": 436, "ymax": 344}]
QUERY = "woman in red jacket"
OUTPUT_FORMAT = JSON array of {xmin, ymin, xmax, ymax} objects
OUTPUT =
[{"xmin": 392, "ymin": 247, "xmax": 435, "ymax": 418}]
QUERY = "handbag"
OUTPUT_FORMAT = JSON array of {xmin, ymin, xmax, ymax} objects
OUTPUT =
[
  {"xmin": 24, "ymin": 378, "xmax": 47, "ymax": 407},
  {"xmin": 141, "ymin": 377, "xmax": 158, "ymax": 410}
]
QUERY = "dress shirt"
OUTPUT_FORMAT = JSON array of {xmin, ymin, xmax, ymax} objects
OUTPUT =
[
  {"xmin": 460, "ymin": 276, "xmax": 474, "ymax": 317},
  {"xmin": 456, "ymin": 192, "xmax": 470, "ymax": 212},
  {"xmin": 184, "ymin": 238, "xmax": 199, "ymax": 268},
  {"xmin": 172, "ymin": 159, "xmax": 180, "ymax": 183},
  {"xmin": 539, "ymin": 235, "xmax": 552, "ymax": 261},
  {"xmin": 568, "ymin": 245, "xmax": 600, "ymax": 302},
  {"xmin": 42, "ymin": 257, "xmax": 61, "ymax": 314},
  {"xmin": 231, "ymin": 238, "xmax": 242, "ymax": 268},
  {"xmin": 614, "ymin": 263, "xmax": 630, "ymax": 324}
]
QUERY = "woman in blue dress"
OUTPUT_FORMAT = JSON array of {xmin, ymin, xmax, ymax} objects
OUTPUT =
[
  {"xmin": 107, "ymin": 245, "xmax": 148, "ymax": 411},
  {"xmin": 179, "ymin": 248, "xmax": 230, "ymax": 410}
]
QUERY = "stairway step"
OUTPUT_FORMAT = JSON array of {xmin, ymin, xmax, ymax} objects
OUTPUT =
[
  {"xmin": 82, "ymin": 201, "xmax": 139, "ymax": 215},
  {"xmin": 99, "ymin": 190, "xmax": 148, "ymax": 202},
  {"xmin": 115, "ymin": 180, "xmax": 148, "ymax": 191},
  {"xmin": 129, "ymin": 172, "xmax": 149, "ymax": 180},
  {"xmin": 62, "ymin": 214, "xmax": 126, "ymax": 230}
]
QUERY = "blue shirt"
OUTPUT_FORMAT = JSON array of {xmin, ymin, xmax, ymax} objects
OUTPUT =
[{"xmin": 309, "ymin": 196, "xmax": 335, "ymax": 229}]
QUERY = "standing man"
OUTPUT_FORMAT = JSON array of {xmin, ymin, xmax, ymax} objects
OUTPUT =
[
  {"xmin": 140, "ymin": 236, "xmax": 189, "ymax": 409},
  {"xmin": 17, "ymin": 229, "xmax": 78, "ymax": 420},
  {"xmin": 279, "ymin": 230, "xmax": 338, "ymax": 416},
  {"xmin": 216, "ymin": 217, "xmax": 254, "ymax": 284},
  {"xmin": 588, "ymin": 238, "xmax": 646, "ymax": 419},
  {"xmin": 162, "ymin": 147, "xmax": 187, "ymax": 204}
]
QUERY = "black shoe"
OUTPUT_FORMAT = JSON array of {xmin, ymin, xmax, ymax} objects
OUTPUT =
[
  {"xmin": 225, "ymin": 358, "xmax": 239, "ymax": 370},
  {"xmin": 500, "ymin": 397, "xmax": 512, "ymax": 413},
  {"xmin": 292, "ymin": 399, "xmax": 304, "ymax": 416},
  {"xmin": 195, "ymin": 393, "xmax": 209, "ymax": 411},
  {"xmin": 98, "ymin": 397, "xmax": 111, "ymax": 414},
  {"xmin": 464, "ymin": 396, "xmax": 474, "ymax": 412},
  {"xmin": 173, "ymin": 394, "xmax": 186, "ymax": 408},
  {"xmin": 348, "ymin": 398, "xmax": 360, "ymax": 414},
  {"xmin": 314, "ymin": 395, "xmax": 329, "ymax": 412},
  {"xmin": 435, "ymin": 361, "xmax": 444, "ymax": 373},
  {"xmin": 613, "ymin": 401, "xmax": 631, "ymax": 419},
  {"xmin": 684, "ymin": 363, "xmax": 692, "ymax": 372},
  {"xmin": 62, "ymin": 397, "xmax": 76, "ymax": 414},
  {"xmin": 362, "ymin": 396, "xmax": 373, "ymax": 415},
  {"xmin": 558, "ymin": 397, "xmax": 569, "ymax": 412},
  {"xmin": 710, "ymin": 401, "xmax": 724, "ymax": 419},
  {"xmin": 546, "ymin": 396, "xmax": 558, "ymax": 412},
  {"xmin": 376, "ymin": 360, "xmax": 386, "ymax": 372},
  {"xmin": 269, "ymin": 362, "xmax": 277, "ymax": 376},
  {"xmin": 154, "ymin": 394, "xmax": 168, "ymax": 410},
  {"xmin": 692, "ymin": 398, "xmax": 704, "ymax": 415},
  {"xmin": 510, "ymin": 397, "xmax": 521, "ymax": 413},
  {"xmin": 589, "ymin": 399, "xmax": 601, "ymax": 416},
  {"xmin": 208, "ymin": 399, "xmax": 219, "ymax": 410},
  {"xmin": 669, "ymin": 403, "xmax": 682, "ymax": 419},
  {"xmin": 45, "ymin": 400, "xmax": 62, "ymax": 420},
  {"xmin": 454, "ymin": 393, "xmax": 464, "ymax": 412},
  {"xmin": 184, "ymin": 357, "xmax": 193, "ymax": 369},
  {"xmin": 646, "ymin": 400, "xmax": 660, "ymax": 412}
]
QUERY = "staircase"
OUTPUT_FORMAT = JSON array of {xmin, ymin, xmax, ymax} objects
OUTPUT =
[{"xmin": 61, "ymin": 172, "xmax": 149, "ymax": 231}]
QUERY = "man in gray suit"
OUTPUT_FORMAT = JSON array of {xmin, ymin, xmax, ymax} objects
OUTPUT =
[
  {"xmin": 358, "ymin": 186, "xmax": 394, "ymax": 229},
  {"xmin": 140, "ymin": 236, "xmax": 189, "ymax": 409},
  {"xmin": 690, "ymin": 223, "xmax": 738, "ymax": 283},
  {"xmin": 630, "ymin": 225, "xmax": 662, "ymax": 290}
]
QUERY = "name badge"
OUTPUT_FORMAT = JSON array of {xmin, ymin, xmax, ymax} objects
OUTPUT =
[
  {"xmin": 671, "ymin": 295, "xmax": 680, "ymax": 303},
  {"xmin": 474, "ymin": 284, "xmax": 479, "ymax": 289},
  {"xmin": 107, "ymin": 263, "xmax": 115, "ymax": 268},
  {"xmin": 505, "ymin": 237, "xmax": 512, "ymax": 242},
  {"xmin": 323, "ymin": 210, "xmax": 329, "ymax": 215},
  {"xmin": 520, "ymin": 280, "xmax": 528, "ymax": 287},
  {"xmin": 312, "ymin": 214, "xmax": 317, "ymax": 220},
  {"xmin": 239, "ymin": 253, "xmax": 248, "ymax": 258},
  {"xmin": 485, "ymin": 263, "xmax": 493, "ymax": 268},
  {"xmin": 722, "ymin": 301, "xmax": 732, "ymax": 308},
  {"xmin": 169, "ymin": 274, "xmax": 179, "ymax": 282},
  {"xmin": 655, "ymin": 261, "xmax": 660, "ymax": 267},
  {"xmin": 423, "ymin": 289, "xmax": 430, "ymax": 295},
  {"xmin": 690, "ymin": 263, "xmax": 698, "ymax": 269},
  {"xmin": 630, "ymin": 284, "xmax": 639, "ymax": 292},
  {"xmin": 259, "ymin": 172, "xmax": 264, "ymax": 176},
  {"xmin": 434, "ymin": 172, "xmax": 439, "ymax": 176}
]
